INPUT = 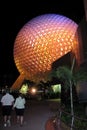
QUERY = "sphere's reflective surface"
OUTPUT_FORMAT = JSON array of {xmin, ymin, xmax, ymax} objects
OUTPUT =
[{"xmin": 14, "ymin": 14, "xmax": 79, "ymax": 82}]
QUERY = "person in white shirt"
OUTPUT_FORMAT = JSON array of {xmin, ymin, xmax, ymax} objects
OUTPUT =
[
  {"xmin": 13, "ymin": 93, "xmax": 26, "ymax": 126},
  {"xmin": 1, "ymin": 88, "xmax": 15, "ymax": 127}
]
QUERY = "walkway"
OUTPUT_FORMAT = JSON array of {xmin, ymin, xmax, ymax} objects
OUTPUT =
[{"xmin": 0, "ymin": 100, "xmax": 69, "ymax": 130}]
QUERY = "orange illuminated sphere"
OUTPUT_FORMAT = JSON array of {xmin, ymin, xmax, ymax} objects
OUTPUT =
[{"xmin": 13, "ymin": 14, "xmax": 79, "ymax": 82}]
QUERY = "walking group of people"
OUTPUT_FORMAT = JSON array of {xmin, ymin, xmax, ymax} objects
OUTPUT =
[{"xmin": 0, "ymin": 87, "xmax": 26, "ymax": 127}]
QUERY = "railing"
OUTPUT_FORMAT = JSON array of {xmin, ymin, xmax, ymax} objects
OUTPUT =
[{"xmin": 57, "ymin": 108, "xmax": 87, "ymax": 130}]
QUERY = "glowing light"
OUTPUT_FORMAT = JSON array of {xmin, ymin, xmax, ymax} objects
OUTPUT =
[
  {"xmin": 51, "ymin": 84, "xmax": 61, "ymax": 93},
  {"xmin": 13, "ymin": 13, "xmax": 80, "ymax": 86},
  {"xmin": 19, "ymin": 84, "xmax": 28, "ymax": 94},
  {"xmin": 30, "ymin": 87, "xmax": 37, "ymax": 95}
]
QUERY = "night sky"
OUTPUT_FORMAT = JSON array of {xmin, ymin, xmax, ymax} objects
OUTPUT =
[{"xmin": 0, "ymin": 0, "xmax": 85, "ymax": 86}]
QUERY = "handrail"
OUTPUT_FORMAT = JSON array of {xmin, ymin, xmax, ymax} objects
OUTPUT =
[{"xmin": 57, "ymin": 109, "xmax": 87, "ymax": 130}]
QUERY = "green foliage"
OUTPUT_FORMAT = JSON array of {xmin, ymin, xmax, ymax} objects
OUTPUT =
[
  {"xmin": 50, "ymin": 63, "xmax": 87, "ymax": 129},
  {"xmin": 50, "ymin": 65, "xmax": 87, "ymax": 90},
  {"xmin": 61, "ymin": 104, "xmax": 87, "ymax": 130},
  {"xmin": 50, "ymin": 66, "xmax": 73, "ymax": 90},
  {"xmin": 56, "ymin": 66, "xmax": 72, "ymax": 80}
]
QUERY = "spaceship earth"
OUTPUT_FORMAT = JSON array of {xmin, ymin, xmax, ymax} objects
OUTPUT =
[{"xmin": 13, "ymin": 13, "xmax": 80, "ymax": 83}]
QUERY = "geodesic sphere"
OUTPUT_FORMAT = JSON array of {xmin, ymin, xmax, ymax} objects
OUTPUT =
[{"xmin": 13, "ymin": 14, "xmax": 79, "ymax": 82}]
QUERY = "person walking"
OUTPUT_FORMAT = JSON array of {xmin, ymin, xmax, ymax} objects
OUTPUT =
[
  {"xmin": 13, "ymin": 93, "xmax": 26, "ymax": 126},
  {"xmin": 1, "ymin": 88, "xmax": 15, "ymax": 127}
]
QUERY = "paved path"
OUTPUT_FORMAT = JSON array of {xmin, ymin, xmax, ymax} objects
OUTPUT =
[
  {"xmin": 0, "ymin": 100, "xmax": 69, "ymax": 130},
  {"xmin": 0, "ymin": 100, "xmax": 57, "ymax": 130}
]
